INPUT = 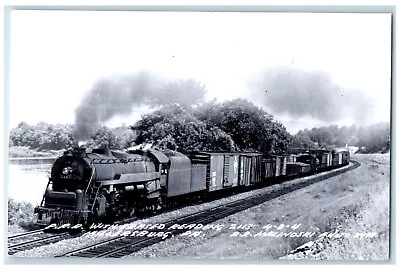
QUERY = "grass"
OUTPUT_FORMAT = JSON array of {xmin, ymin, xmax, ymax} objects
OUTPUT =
[
  {"xmin": 304, "ymin": 154, "xmax": 390, "ymax": 260},
  {"xmin": 8, "ymin": 198, "xmax": 39, "ymax": 233},
  {"xmin": 125, "ymin": 153, "xmax": 390, "ymax": 260}
]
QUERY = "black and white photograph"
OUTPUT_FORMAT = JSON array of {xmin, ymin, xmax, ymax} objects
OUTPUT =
[{"xmin": 4, "ymin": 6, "xmax": 392, "ymax": 262}]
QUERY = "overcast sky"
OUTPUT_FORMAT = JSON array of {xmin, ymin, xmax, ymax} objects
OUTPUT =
[{"xmin": 8, "ymin": 10, "xmax": 392, "ymax": 134}]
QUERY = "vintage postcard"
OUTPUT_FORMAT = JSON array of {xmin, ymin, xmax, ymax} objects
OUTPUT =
[{"xmin": 4, "ymin": 6, "xmax": 393, "ymax": 263}]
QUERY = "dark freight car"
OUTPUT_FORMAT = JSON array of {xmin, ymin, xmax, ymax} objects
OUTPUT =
[
  {"xmin": 287, "ymin": 154, "xmax": 297, "ymax": 163},
  {"xmin": 263, "ymin": 158, "xmax": 276, "ymax": 180},
  {"xmin": 239, "ymin": 153, "xmax": 263, "ymax": 186},
  {"xmin": 268, "ymin": 155, "xmax": 287, "ymax": 178},
  {"xmin": 209, "ymin": 154, "xmax": 225, "ymax": 191},
  {"xmin": 186, "ymin": 152, "xmax": 240, "ymax": 192},
  {"xmin": 190, "ymin": 164, "xmax": 207, "ymax": 193},
  {"xmin": 299, "ymin": 163, "xmax": 311, "ymax": 173},
  {"xmin": 296, "ymin": 154, "xmax": 318, "ymax": 171},
  {"xmin": 342, "ymin": 151, "xmax": 350, "ymax": 164},
  {"xmin": 286, "ymin": 162, "xmax": 311, "ymax": 176},
  {"xmin": 312, "ymin": 150, "xmax": 331, "ymax": 169},
  {"xmin": 333, "ymin": 151, "xmax": 345, "ymax": 166},
  {"xmin": 286, "ymin": 162, "xmax": 301, "ymax": 176},
  {"xmin": 274, "ymin": 155, "xmax": 281, "ymax": 177}
]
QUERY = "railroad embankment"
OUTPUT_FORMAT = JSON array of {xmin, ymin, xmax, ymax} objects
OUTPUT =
[{"xmin": 125, "ymin": 154, "xmax": 390, "ymax": 260}]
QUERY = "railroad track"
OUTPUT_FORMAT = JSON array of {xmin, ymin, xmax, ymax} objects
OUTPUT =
[
  {"xmin": 8, "ymin": 232, "xmax": 72, "ymax": 255},
  {"xmin": 7, "ymin": 218, "xmax": 142, "ymax": 256},
  {"xmin": 8, "ymin": 228, "xmax": 44, "ymax": 240},
  {"xmin": 57, "ymin": 160, "xmax": 360, "ymax": 258}
]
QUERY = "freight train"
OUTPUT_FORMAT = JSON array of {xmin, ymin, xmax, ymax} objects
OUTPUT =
[{"xmin": 34, "ymin": 147, "xmax": 350, "ymax": 226}]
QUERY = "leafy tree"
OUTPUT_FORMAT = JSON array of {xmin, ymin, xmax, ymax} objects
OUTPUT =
[
  {"xmin": 133, "ymin": 104, "xmax": 236, "ymax": 151},
  {"xmin": 195, "ymin": 99, "xmax": 291, "ymax": 155},
  {"xmin": 294, "ymin": 122, "xmax": 390, "ymax": 153},
  {"xmin": 9, "ymin": 122, "xmax": 32, "ymax": 147},
  {"xmin": 9, "ymin": 122, "xmax": 74, "ymax": 150},
  {"xmin": 289, "ymin": 131, "xmax": 316, "ymax": 149},
  {"xmin": 86, "ymin": 126, "xmax": 122, "ymax": 149},
  {"xmin": 357, "ymin": 123, "xmax": 390, "ymax": 153},
  {"xmin": 112, "ymin": 125, "xmax": 137, "ymax": 148},
  {"xmin": 270, "ymin": 121, "xmax": 293, "ymax": 154}
]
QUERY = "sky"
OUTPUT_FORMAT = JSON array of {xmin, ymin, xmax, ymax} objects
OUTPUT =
[{"xmin": 8, "ymin": 10, "xmax": 392, "ymax": 134}]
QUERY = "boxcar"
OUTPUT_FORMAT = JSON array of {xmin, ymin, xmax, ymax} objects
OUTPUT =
[
  {"xmin": 342, "ymin": 151, "xmax": 350, "ymax": 164},
  {"xmin": 263, "ymin": 158, "xmax": 276, "ymax": 181},
  {"xmin": 190, "ymin": 163, "xmax": 207, "ymax": 193},
  {"xmin": 287, "ymin": 154, "xmax": 297, "ymax": 163},
  {"xmin": 280, "ymin": 155, "xmax": 287, "ymax": 176},
  {"xmin": 328, "ymin": 152, "xmax": 333, "ymax": 167},
  {"xmin": 299, "ymin": 162, "xmax": 311, "ymax": 174},
  {"xmin": 286, "ymin": 161, "xmax": 311, "ymax": 177},
  {"xmin": 186, "ymin": 152, "xmax": 242, "ymax": 192},
  {"xmin": 275, "ymin": 155, "xmax": 281, "ymax": 177},
  {"xmin": 286, "ymin": 162, "xmax": 301, "ymax": 176},
  {"xmin": 313, "ymin": 150, "xmax": 332, "ymax": 169},
  {"xmin": 239, "ymin": 153, "xmax": 263, "ymax": 186},
  {"xmin": 332, "ymin": 152, "xmax": 340, "ymax": 166},
  {"xmin": 320, "ymin": 153, "xmax": 328, "ymax": 168},
  {"xmin": 296, "ymin": 154, "xmax": 318, "ymax": 172}
]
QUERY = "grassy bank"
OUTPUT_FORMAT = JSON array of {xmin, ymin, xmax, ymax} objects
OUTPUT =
[
  {"xmin": 8, "ymin": 146, "xmax": 63, "ymax": 158},
  {"xmin": 125, "ymin": 154, "xmax": 390, "ymax": 260},
  {"xmin": 8, "ymin": 198, "xmax": 39, "ymax": 234},
  {"xmin": 292, "ymin": 154, "xmax": 390, "ymax": 260}
]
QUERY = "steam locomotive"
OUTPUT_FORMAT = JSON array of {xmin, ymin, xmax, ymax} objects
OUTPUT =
[{"xmin": 34, "ymin": 147, "xmax": 350, "ymax": 225}]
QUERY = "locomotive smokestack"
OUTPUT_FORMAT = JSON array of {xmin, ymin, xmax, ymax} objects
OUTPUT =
[{"xmin": 78, "ymin": 141, "xmax": 87, "ymax": 148}]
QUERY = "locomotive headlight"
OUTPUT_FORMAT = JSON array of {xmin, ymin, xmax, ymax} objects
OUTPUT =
[{"xmin": 62, "ymin": 167, "xmax": 72, "ymax": 174}]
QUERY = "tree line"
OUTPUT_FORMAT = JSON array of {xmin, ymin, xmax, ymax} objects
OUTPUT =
[
  {"xmin": 9, "ymin": 100, "xmax": 390, "ymax": 155},
  {"xmin": 9, "ymin": 122, "xmax": 136, "ymax": 151},
  {"xmin": 134, "ymin": 99, "xmax": 291, "ymax": 155},
  {"xmin": 290, "ymin": 123, "xmax": 390, "ymax": 153},
  {"xmin": 9, "ymin": 99, "xmax": 292, "ymax": 155}
]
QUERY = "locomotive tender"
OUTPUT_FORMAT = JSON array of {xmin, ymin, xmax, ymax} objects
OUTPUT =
[{"xmin": 34, "ymin": 147, "xmax": 350, "ymax": 225}]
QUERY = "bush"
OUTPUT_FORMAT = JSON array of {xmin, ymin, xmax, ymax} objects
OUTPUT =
[{"xmin": 8, "ymin": 198, "xmax": 37, "ymax": 229}]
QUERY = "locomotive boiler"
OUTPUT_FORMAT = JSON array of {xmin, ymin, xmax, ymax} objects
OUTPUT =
[{"xmin": 35, "ymin": 148, "xmax": 169, "ymax": 225}]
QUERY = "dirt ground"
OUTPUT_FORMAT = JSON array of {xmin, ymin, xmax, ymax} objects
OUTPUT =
[{"xmin": 124, "ymin": 153, "xmax": 390, "ymax": 261}]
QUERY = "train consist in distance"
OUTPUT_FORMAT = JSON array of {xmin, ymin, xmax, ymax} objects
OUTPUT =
[{"xmin": 34, "ymin": 147, "xmax": 350, "ymax": 226}]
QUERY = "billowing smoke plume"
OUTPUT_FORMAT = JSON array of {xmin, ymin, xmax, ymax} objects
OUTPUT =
[
  {"xmin": 251, "ymin": 67, "xmax": 375, "ymax": 123},
  {"xmin": 73, "ymin": 72, "xmax": 206, "ymax": 140},
  {"xmin": 149, "ymin": 79, "xmax": 206, "ymax": 108}
]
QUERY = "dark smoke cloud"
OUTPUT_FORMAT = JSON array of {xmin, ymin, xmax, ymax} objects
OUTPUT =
[
  {"xmin": 73, "ymin": 72, "xmax": 206, "ymax": 140},
  {"xmin": 250, "ymin": 67, "xmax": 375, "ymax": 124}
]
